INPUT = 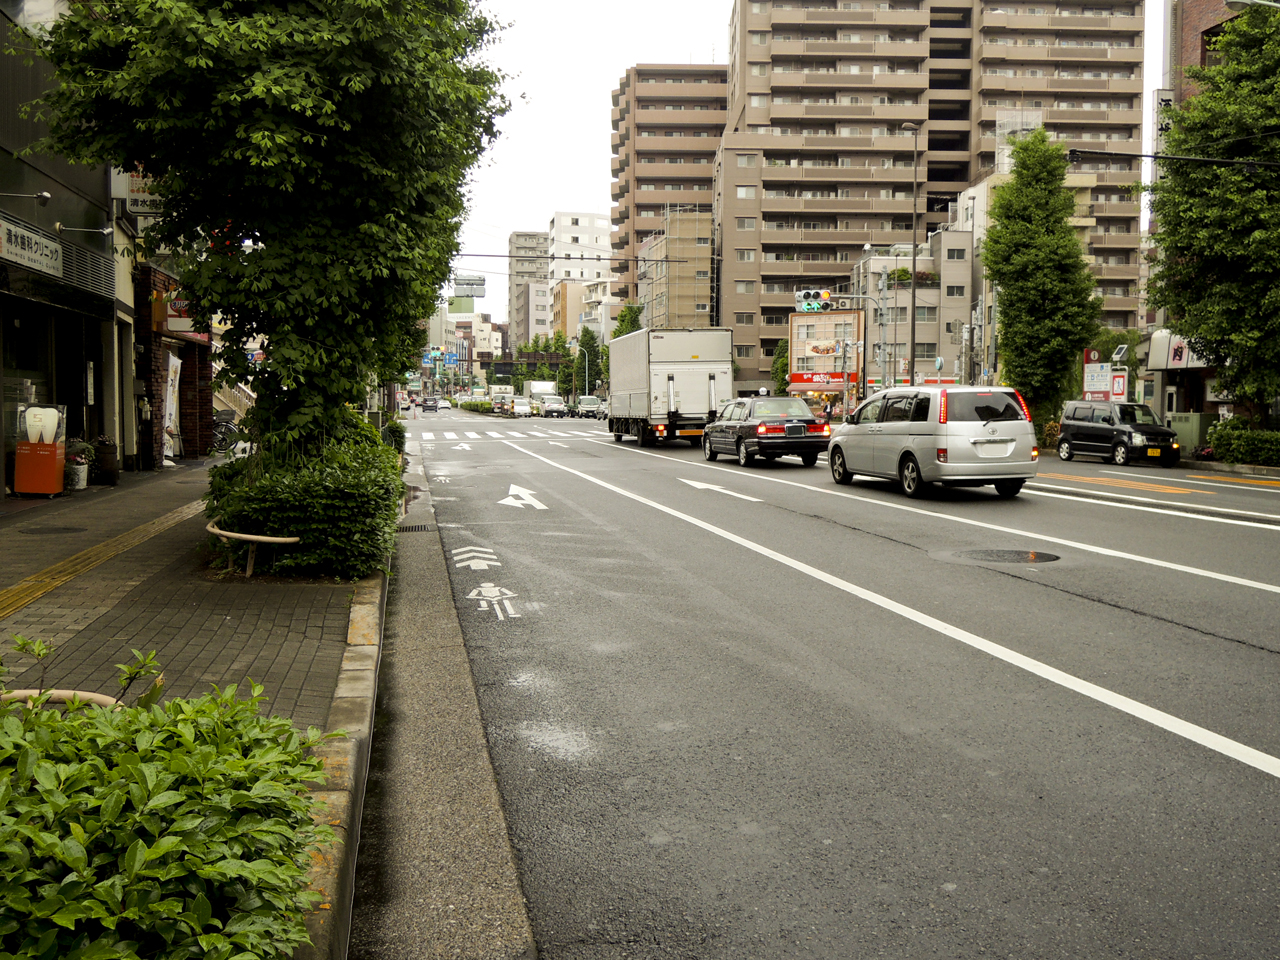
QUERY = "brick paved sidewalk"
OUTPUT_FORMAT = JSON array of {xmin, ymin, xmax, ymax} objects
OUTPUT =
[{"xmin": 0, "ymin": 465, "xmax": 350, "ymax": 729}]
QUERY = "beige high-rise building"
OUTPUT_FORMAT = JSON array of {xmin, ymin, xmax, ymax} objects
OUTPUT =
[
  {"xmin": 610, "ymin": 63, "xmax": 728, "ymax": 325},
  {"xmin": 714, "ymin": 0, "xmax": 1144, "ymax": 393},
  {"xmin": 550, "ymin": 281, "xmax": 586, "ymax": 342},
  {"xmin": 508, "ymin": 230, "xmax": 548, "ymax": 338},
  {"xmin": 635, "ymin": 209, "xmax": 717, "ymax": 330}
]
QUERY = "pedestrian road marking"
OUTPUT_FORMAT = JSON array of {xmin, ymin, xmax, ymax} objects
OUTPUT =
[
  {"xmin": 444, "ymin": 432, "xmax": 458, "ymax": 440},
  {"xmin": 487, "ymin": 431, "xmax": 504, "ymax": 438},
  {"xmin": 465, "ymin": 432, "xmax": 481, "ymax": 439},
  {"xmin": 528, "ymin": 431, "xmax": 549, "ymax": 437},
  {"xmin": 570, "ymin": 431, "xmax": 595, "ymax": 437},
  {"xmin": 508, "ymin": 441, "xmax": 1280, "ymax": 783},
  {"xmin": 549, "ymin": 442, "xmax": 570, "ymax": 448},
  {"xmin": 508, "ymin": 432, "xmax": 527, "ymax": 438},
  {"xmin": 1037, "ymin": 472, "xmax": 1211, "ymax": 496},
  {"xmin": 422, "ymin": 432, "xmax": 435, "ymax": 440},
  {"xmin": 0, "ymin": 500, "xmax": 206, "ymax": 623},
  {"xmin": 549, "ymin": 431, "xmax": 572, "ymax": 437}
]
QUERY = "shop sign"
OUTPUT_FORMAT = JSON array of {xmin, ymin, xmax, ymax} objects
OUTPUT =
[
  {"xmin": 112, "ymin": 167, "xmax": 163, "ymax": 215},
  {"xmin": 0, "ymin": 218, "xmax": 63, "ymax": 278},
  {"xmin": 791, "ymin": 372, "xmax": 852, "ymax": 385},
  {"xmin": 804, "ymin": 339, "xmax": 846, "ymax": 357}
]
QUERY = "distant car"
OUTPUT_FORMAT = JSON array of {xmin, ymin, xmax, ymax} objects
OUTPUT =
[
  {"xmin": 1057, "ymin": 400, "xmax": 1180, "ymax": 467},
  {"xmin": 398, "ymin": 397, "xmax": 411, "ymax": 412},
  {"xmin": 541, "ymin": 396, "xmax": 568, "ymax": 418},
  {"xmin": 438, "ymin": 399, "xmax": 451, "ymax": 410},
  {"xmin": 703, "ymin": 396, "xmax": 830, "ymax": 467},
  {"xmin": 713, "ymin": 398, "xmax": 736, "ymax": 422},
  {"xmin": 828, "ymin": 386, "xmax": 1038, "ymax": 498},
  {"xmin": 597, "ymin": 399, "xmax": 610, "ymax": 420},
  {"xmin": 421, "ymin": 396, "xmax": 438, "ymax": 411},
  {"xmin": 493, "ymin": 395, "xmax": 510, "ymax": 414},
  {"xmin": 575, "ymin": 396, "xmax": 602, "ymax": 418},
  {"xmin": 511, "ymin": 397, "xmax": 532, "ymax": 418}
]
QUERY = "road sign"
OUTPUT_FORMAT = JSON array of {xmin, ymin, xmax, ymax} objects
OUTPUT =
[{"xmin": 444, "ymin": 353, "xmax": 459, "ymax": 366}]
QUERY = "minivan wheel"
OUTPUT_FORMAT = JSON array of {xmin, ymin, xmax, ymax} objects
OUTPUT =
[
  {"xmin": 1112, "ymin": 442, "xmax": 1130, "ymax": 466},
  {"xmin": 899, "ymin": 454, "xmax": 925, "ymax": 498},
  {"xmin": 1057, "ymin": 440, "xmax": 1074, "ymax": 461},
  {"xmin": 703, "ymin": 434, "xmax": 718, "ymax": 461},
  {"xmin": 994, "ymin": 479, "xmax": 1025, "ymax": 499},
  {"xmin": 830, "ymin": 447, "xmax": 853, "ymax": 485},
  {"xmin": 737, "ymin": 440, "xmax": 754, "ymax": 467}
]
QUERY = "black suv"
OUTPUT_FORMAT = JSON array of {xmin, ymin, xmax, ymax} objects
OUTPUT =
[{"xmin": 1057, "ymin": 401, "xmax": 1180, "ymax": 467}]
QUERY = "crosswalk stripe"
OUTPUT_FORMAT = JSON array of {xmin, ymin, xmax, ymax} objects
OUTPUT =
[
  {"xmin": 527, "ymin": 431, "xmax": 549, "ymax": 437},
  {"xmin": 486, "ymin": 431, "xmax": 503, "ymax": 438},
  {"xmin": 508, "ymin": 432, "xmax": 527, "ymax": 438},
  {"xmin": 570, "ymin": 431, "xmax": 593, "ymax": 436},
  {"xmin": 465, "ymin": 432, "xmax": 481, "ymax": 439},
  {"xmin": 549, "ymin": 430, "xmax": 572, "ymax": 437},
  {"xmin": 422, "ymin": 433, "xmax": 435, "ymax": 441},
  {"xmin": 444, "ymin": 432, "xmax": 458, "ymax": 440}
]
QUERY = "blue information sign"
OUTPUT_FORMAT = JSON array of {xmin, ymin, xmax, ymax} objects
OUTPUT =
[{"xmin": 444, "ymin": 353, "xmax": 458, "ymax": 366}]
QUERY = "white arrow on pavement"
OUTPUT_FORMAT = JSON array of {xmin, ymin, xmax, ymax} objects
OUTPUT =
[
  {"xmin": 452, "ymin": 443, "xmax": 471, "ymax": 451},
  {"xmin": 678, "ymin": 478, "xmax": 763, "ymax": 502},
  {"xmin": 454, "ymin": 557, "xmax": 503, "ymax": 570},
  {"xmin": 499, "ymin": 484, "xmax": 549, "ymax": 510},
  {"xmin": 452, "ymin": 547, "xmax": 498, "ymax": 559}
]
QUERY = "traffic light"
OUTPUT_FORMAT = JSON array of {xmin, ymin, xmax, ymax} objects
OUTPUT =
[{"xmin": 794, "ymin": 289, "xmax": 834, "ymax": 312}]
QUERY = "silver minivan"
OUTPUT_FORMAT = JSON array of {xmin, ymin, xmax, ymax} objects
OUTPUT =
[{"xmin": 828, "ymin": 386, "xmax": 1039, "ymax": 498}]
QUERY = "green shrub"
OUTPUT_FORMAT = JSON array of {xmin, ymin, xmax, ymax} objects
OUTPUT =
[
  {"xmin": 459, "ymin": 401, "xmax": 493, "ymax": 414},
  {"xmin": 0, "ymin": 683, "xmax": 331, "ymax": 960},
  {"xmin": 206, "ymin": 413, "xmax": 403, "ymax": 579},
  {"xmin": 383, "ymin": 420, "xmax": 406, "ymax": 454},
  {"xmin": 1211, "ymin": 427, "xmax": 1280, "ymax": 466}
]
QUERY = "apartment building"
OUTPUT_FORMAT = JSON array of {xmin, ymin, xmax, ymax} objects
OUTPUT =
[
  {"xmin": 714, "ymin": 0, "xmax": 1144, "ymax": 393},
  {"xmin": 511, "ymin": 281, "xmax": 552, "ymax": 347},
  {"xmin": 635, "ymin": 209, "xmax": 717, "ymax": 329},
  {"xmin": 581, "ymin": 278, "xmax": 618, "ymax": 343},
  {"xmin": 507, "ymin": 230, "xmax": 548, "ymax": 330},
  {"xmin": 548, "ymin": 212, "xmax": 612, "ymax": 284},
  {"xmin": 610, "ymin": 64, "xmax": 729, "ymax": 325},
  {"xmin": 550, "ymin": 280, "xmax": 587, "ymax": 341}
]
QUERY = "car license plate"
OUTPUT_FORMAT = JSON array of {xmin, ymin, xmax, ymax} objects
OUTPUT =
[{"xmin": 1147, "ymin": 448, "xmax": 1162, "ymax": 457}]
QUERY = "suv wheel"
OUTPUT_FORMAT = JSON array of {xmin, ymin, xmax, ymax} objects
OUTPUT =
[
  {"xmin": 1057, "ymin": 440, "xmax": 1074, "ymax": 462},
  {"xmin": 899, "ymin": 454, "xmax": 925, "ymax": 498},
  {"xmin": 1111, "ymin": 441, "xmax": 1130, "ymax": 466}
]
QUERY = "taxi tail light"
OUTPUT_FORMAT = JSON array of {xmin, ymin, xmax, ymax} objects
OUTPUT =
[
  {"xmin": 1013, "ymin": 389, "xmax": 1033, "ymax": 422},
  {"xmin": 757, "ymin": 423, "xmax": 786, "ymax": 436},
  {"xmin": 937, "ymin": 448, "xmax": 948, "ymax": 463},
  {"xmin": 807, "ymin": 422, "xmax": 830, "ymax": 436},
  {"xmin": 938, "ymin": 389, "xmax": 948, "ymax": 424}
]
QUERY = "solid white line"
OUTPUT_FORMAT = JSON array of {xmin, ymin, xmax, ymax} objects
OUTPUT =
[
  {"xmin": 444, "ymin": 432, "xmax": 458, "ymax": 440},
  {"xmin": 590, "ymin": 441, "xmax": 1280, "ymax": 596},
  {"xmin": 1101, "ymin": 470, "xmax": 1280, "ymax": 495},
  {"xmin": 1025, "ymin": 485, "xmax": 1280, "ymax": 528},
  {"xmin": 506, "ymin": 441, "xmax": 1280, "ymax": 781},
  {"xmin": 465, "ymin": 432, "xmax": 481, "ymax": 439}
]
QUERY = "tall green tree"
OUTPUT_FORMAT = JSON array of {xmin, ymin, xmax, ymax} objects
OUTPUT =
[
  {"xmin": 1147, "ymin": 9, "xmax": 1280, "ymax": 425},
  {"xmin": 612, "ymin": 302, "xmax": 644, "ymax": 339},
  {"xmin": 983, "ymin": 128, "xmax": 1102, "ymax": 425},
  {"xmin": 574, "ymin": 327, "xmax": 603, "ymax": 396},
  {"xmin": 771, "ymin": 339, "xmax": 790, "ymax": 396},
  {"xmin": 21, "ymin": 0, "xmax": 505, "ymax": 452}
]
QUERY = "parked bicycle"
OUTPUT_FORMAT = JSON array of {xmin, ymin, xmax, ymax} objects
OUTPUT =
[{"xmin": 212, "ymin": 409, "xmax": 238, "ymax": 453}]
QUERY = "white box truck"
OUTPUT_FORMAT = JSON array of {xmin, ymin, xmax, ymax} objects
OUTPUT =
[
  {"xmin": 608, "ymin": 328, "xmax": 734, "ymax": 446},
  {"xmin": 522, "ymin": 380, "xmax": 556, "ymax": 399}
]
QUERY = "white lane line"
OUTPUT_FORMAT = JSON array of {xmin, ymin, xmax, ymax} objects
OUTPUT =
[
  {"xmin": 507, "ymin": 441, "xmax": 1280, "ymax": 781},
  {"xmin": 1101, "ymin": 470, "xmax": 1280, "ymax": 495},
  {"xmin": 465, "ymin": 432, "xmax": 481, "ymax": 439},
  {"xmin": 444, "ymin": 432, "xmax": 458, "ymax": 440},
  {"xmin": 1026, "ymin": 484, "xmax": 1280, "ymax": 527},
  {"xmin": 486, "ymin": 431, "xmax": 504, "ymax": 438},
  {"xmin": 507, "ymin": 432, "xmax": 527, "ymax": 438},
  {"xmin": 591, "ymin": 441, "xmax": 1280, "ymax": 596}
]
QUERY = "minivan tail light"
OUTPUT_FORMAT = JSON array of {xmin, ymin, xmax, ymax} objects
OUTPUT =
[
  {"xmin": 1032, "ymin": 446, "xmax": 1039, "ymax": 459},
  {"xmin": 1013, "ymin": 389, "xmax": 1032, "ymax": 422},
  {"xmin": 938, "ymin": 389, "xmax": 948, "ymax": 424},
  {"xmin": 937, "ymin": 448, "xmax": 948, "ymax": 463}
]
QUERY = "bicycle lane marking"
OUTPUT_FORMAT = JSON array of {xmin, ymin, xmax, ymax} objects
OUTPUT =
[{"xmin": 504, "ymin": 441, "xmax": 1280, "ymax": 781}]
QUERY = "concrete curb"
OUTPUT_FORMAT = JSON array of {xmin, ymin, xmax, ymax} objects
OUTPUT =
[
  {"xmin": 296, "ymin": 572, "xmax": 388, "ymax": 960},
  {"xmin": 1176, "ymin": 459, "xmax": 1280, "ymax": 479}
]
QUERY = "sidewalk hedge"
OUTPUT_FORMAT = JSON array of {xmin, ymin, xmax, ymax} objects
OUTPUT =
[
  {"xmin": 1210, "ymin": 428, "xmax": 1280, "ymax": 466},
  {"xmin": 459, "ymin": 401, "xmax": 492, "ymax": 414},
  {"xmin": 207, "ymin": 412, "xmax": 403, "ymax": 579},
  {"xmin": 0, "ymin": 684, "xmax": 331, "ymax": 960}
]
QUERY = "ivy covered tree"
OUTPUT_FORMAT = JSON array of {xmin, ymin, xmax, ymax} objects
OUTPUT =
[
  {"xmin": 983, "ymin": 127, "xmax": 1101, "ymax": 426},
  {"xmin": 23, "ymin": 0, "xmax": 505, "ymax": 452},
  {"xmin": 1147, "ymin": 8, "xmax": 1280, "ymax": 425},
  {"xmin": 771, "ymin": 339, "xmax": 790, "ymax": 396},
  {"xmin": 612, "ymin": 302, "xmax": 644, "ymax": 339}
]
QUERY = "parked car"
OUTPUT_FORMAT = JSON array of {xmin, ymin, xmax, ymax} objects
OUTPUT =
[
  {"xmin": 1057, "ymin": 400, "xmax": 1179, "ymax": 466},
  {"xmin": 828, "ymin": 386, "xmax": 1038, "ymax": 498},
  {"xmin": 541, "ymin": 395, "xmax": 568, "ymax": 418},
  {"xmin": 575, "ymin": 396, "xmax": 602, "ymax": 418},
  {"xmin": 511, "ymin": 397, "xmax": 532, "ymax": 418},
  {"xmin": 703, "ymin": 396, "xmax": 830, "ymax": 467}
]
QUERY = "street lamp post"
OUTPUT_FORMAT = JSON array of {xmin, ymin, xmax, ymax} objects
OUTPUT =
[
  {"xmin": 1225, "ymin": 0, "xmax": 1280, "ymax": 9},
  {"xmin": 902, "ymin": 121, "xmax": 921, "ymax": 387}
]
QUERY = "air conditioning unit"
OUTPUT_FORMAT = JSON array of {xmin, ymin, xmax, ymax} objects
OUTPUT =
[{"xmin": 837, "ymin": 298, "xmax": 852, "ymax": 309}]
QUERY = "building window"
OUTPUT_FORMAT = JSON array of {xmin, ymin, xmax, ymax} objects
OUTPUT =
[
  {"xmin": 570, "ymin": 235, "xmax": 579, "ymax": 243},
  {"xmin": 696, "ymin": 237, "xmax": 711, "ymax": 245},
  {"xmin": 696, "ymin": 269, "xmax": 710, "ymax": 278},
  {"xmin": 750, "ymin": 95, "xmax": 768, "ymax": 107},
  {"xmin": 735, "ymin": 345, "xmax": 756, "ymax": 358},
  {"xmin": 535, "ymin": 289, "xmax": 547, "ymax": 296},
  {"xmin": 946, "ymin": 285, "xmax": 965, "ymax": 297},
  {"xmin": 735, "ymin": 312, "xmax": 756, "ymax": 325},
  {"xmin": 736, "ymin": 281, "xmax": 756, "ymax": 293},
  {"xmin": 947, "ymin": 249, "xmax": 966, "ymax": 260},
  {"xmin": 737, "ymin": 185, "xmax": 757, "ymax": 199},
  {"xmin": 696, "ymin": 303, "xmax": 710, "ymax": 312},
  {"xmin": 915, "ymin": 307, "xmax": 938, "ymax": 322},
  {"xmin": 737, "ymin": 217, "xmax": 757, "ymax": 230},
  {"xmin": 797, "ymin": 323, "xmax": 815, "ymax": 339},
  {"xmin": 794, "ymin": 356, "xmax": 814, "ymax": 371},
  {"xmin": 751, "ymin": 63, "xmax": 770, "ymax": 76},
  {"xmin": 535, "ymin": 304, "xmax": 547, "ymax": 311},
  {"xmin": 570, "ymin": 217, "xmax": 579, "ymax": 226},
  {"xmin": 736, "ymin": 249, "xmax": 756, "ymax": 262},
  {"xmin": 764, "ymin": 315, "xmax": 789, "ymax": 325},
  {"xmin": 738, "ymin": 154, "xmax": 758, "ymax": 167},
  {"xmin": 750, "ymin": 31, "xmax": 771, "ymax": 45}
]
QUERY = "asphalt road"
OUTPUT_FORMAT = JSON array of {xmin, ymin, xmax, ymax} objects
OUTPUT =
[{"xmin": 406, "ymin": 408, "xmax": 1280, "ymax": 960}]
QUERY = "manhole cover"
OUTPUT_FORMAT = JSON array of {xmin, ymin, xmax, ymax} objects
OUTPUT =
[
  {"xmin": 958, "ymin": 549, "xmax": 1060, "ymax": 564},
  {"xmin": 20, "ymin": 526, "xmax": 88, "ymax": 536}
]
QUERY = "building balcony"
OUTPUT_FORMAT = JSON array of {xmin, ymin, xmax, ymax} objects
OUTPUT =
[
  {"xmin": 637, "ymin": 165, "xmax": 716, "ymax": 181},
  {"xmin": 1087, "ymin": 232, "xmax": 1140, "ymax": 250},
  {"xmin": 634, "ymin": 108, "xmax": 728, "ymax": 127},
  {"xmin": 770, "ymin": 8, "xmax": 930, "ymax": 27},
  {"xmin": 1091, "ymin": 201, "xmax": 1139, "ymax": 216},
  {"xmin": 769, "ymin": 71, "xmax": 929, "ymax": 92},
  {"xmin": 1089, "ymin": 263, "xmax": 1139, "ymax": 280},
  {"xmin": 611, "ymin": 181, "xmax": 628, "ymax": 202},
  {"xmin": 1046, "ymin": 108, "xmax": 1142, "ymax": 125},
  {"xmin": 1102, "ymin": 295, "xmax": 1139, "ymax": 311},
  {"xmin": 760, "ymin": 259, "xmax": 853, "ymax": 277},
  {"xmin": 612, "ymin": 205, "xmax": 629, "ymax": 225},
  {"xmin": 632, "ymin": 81, "xmax": 728, "ymax": 101},
  {"xmin": 633, "ymin": 134, "xmax": 723, "ymax": 153},
  {"xmin": 771, "ymin": 39, "xmax": 929, "ymax": 60}
]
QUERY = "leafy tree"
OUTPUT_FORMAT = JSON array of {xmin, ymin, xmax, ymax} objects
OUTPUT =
[
  {"xmin": 574, "ymin": 327, "xmax": 603, "ymax": 396},
  {"xmin": 556, "ymin": 357, "xmax": 573, "ymax": 396},
  {"xmin": 983, "ymin": 127, "xmax": 1101, "ymax": 425},
  {"xmin": 21, "ymin": 0, "xmax": 505, "ymax": 453},
  {"xmin": 1147, "ymin": 9, "xmax": 1280, "ymax": 426},
  {"xmin": 612, "ymin": 302, "xmax": 644, "ymax": 339},
  {"xmin": 533, "ymin": 362, "xmax": 554, "ymax": 383},
  {"xmin": 771, "ymin": 339, "xmax": 790, "ymax": 396}
]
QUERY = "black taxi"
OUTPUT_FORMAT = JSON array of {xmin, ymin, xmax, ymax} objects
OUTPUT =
[{"xmin": 703, "ymin": 396, "xmax": 830, "ymax": 467}]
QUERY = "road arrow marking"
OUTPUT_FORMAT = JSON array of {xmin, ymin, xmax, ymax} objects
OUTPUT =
[
  {"xmin": 499, "ymin": 484, "xmax": 548, "ymax": 510},
  {"xmin": 452, "ymin": 443, "xmax": 471, "ymax": 451},
  {"xmin": 678, "ymin": 478, "xmax": 763, "ymax": 502},
  {"xmin": 454, "ymin": 557, "xmax": 503, "ymax": 570}
]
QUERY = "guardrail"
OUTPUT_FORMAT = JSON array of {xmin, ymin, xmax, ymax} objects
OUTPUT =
[{"xmin": 206, "ymin": 518, "xmax": 300, "ymax": 577}]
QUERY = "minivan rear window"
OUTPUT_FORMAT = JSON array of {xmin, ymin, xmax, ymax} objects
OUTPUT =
[{"xmin": 947, "ymin": 391, "xmax": 1025, "ymax": 422}]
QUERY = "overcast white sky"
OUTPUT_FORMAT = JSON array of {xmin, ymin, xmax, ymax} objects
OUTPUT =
[
  {"xmin": 454, "ymin": 0, "xmax": 1165, "ymax": 320},
  {"xmin": 453, "ymin": 0, "xmax": 734, "ymax": 322}
]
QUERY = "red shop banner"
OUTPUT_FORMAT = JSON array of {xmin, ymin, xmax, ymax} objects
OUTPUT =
[{"xmin": 790, "ymin": 372, "xmax": 852, "ymax": 385}]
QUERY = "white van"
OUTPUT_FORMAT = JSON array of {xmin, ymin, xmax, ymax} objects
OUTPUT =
[{"xmin": 827, "ymin": 386, "xmax": 1039, "ymax": 498}]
